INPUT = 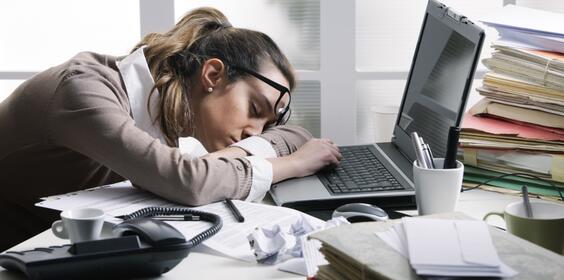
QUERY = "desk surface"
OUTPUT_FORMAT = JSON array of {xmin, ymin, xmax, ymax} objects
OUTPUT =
[{"xmin": 0, "ymin": 189, "xmax": 539, "ymax": 279}]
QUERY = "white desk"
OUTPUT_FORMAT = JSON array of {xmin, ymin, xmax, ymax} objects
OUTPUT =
[{"xmin": 0, "ymin": 189, "xmax": 536, "ymax": 279}]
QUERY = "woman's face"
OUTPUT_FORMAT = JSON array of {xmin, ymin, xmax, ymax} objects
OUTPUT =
[{"xmin": 191, "ymin": 60, "xmax": 291, "ymax": 152}]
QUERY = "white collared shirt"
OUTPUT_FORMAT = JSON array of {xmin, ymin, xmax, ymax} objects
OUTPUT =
[{"xmin": 116, "ymin": 47, "xmax": 276, "ymax": 202}]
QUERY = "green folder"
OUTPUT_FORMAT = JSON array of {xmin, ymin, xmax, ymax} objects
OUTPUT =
[{"xmin": 464, "ymin": 166, "xmax": 564, "ymax": 198}]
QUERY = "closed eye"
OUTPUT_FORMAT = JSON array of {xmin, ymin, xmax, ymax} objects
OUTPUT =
[{"xmin": 250, "ymin": 101, "xmax": 259, "ymax": 116}]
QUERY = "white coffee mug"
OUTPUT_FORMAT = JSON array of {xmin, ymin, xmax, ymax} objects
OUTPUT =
[
  {"xmin": 413, "ymin": 158, "xmax": 464, "ymax": 215},
  {"xmin": 51, "ymin": 208, "xmax": 105, "ymax": 243}
]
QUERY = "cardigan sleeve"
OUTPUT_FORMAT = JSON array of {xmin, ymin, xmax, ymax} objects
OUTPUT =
[
  {"xmin": 48, "ymin": 69, "xmax": 252, "ymax": 206},
  {"xmin": 258, "ymin": 125, "xmax": 313, "ymax": 157}
]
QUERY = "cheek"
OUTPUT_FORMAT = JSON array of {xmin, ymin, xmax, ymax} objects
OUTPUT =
[{"xmin": 201, "ymin": 96, "xmax": 247, "ymax": 134}]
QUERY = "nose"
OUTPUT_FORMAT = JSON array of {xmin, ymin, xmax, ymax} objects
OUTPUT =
[{"xmin": 242, "ymin": 120, "xmax": 264, "ymax": 139}]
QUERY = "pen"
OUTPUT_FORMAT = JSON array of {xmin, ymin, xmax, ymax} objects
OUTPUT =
[
  {"xmin": 115, "ymin": 214, "xmax": 201, "ymax": 221},
  {"xmin": 410, "ymin": 132, "xmax": 429, "ymax": 169},
  {"xmin": 151, "ymin": 214, "xmax": 200, "ymax": 221},
  {"xmin": 419, "ymin": 137, "xmax": 435, "ymax": 169},
  {"xmin": 522, "ymin": 186, "xmax": 534, "ymax": 218},
  {"xmin": 225, "ymin": 198, "xmax": 245, "ymax": 223},
  {"xmin": 422, "ymin": 142, "xmax": 435, "ymax": 169},
  {"xmin": 443, "ymin": 126, "xmax": 460, "ymax": 169}
]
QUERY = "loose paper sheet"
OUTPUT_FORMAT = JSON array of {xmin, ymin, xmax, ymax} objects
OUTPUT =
[{"xmin": 36, "ymin": 181, "xmax": 324, "ymax": 262}]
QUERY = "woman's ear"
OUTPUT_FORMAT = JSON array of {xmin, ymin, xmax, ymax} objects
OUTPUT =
[{"xmin": 200, "ymin": 58, "xmax": 225, "ymax": 93}]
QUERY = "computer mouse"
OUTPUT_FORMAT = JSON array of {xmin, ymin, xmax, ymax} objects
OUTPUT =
[
  {"xmin": 113, "ymin": 218, "xmax": 186, "ymax": 247},
  {"xmin": 332, "ymin": 203, "xmax": 389, "ymax": 223}
]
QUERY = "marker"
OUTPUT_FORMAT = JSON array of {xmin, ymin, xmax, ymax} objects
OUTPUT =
[{"xmin": 443, "ymin": 126, "xmax": 460, "ymax": 169}]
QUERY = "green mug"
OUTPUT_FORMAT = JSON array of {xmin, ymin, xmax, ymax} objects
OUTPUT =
[{"xmin": 484, "ymin": 201, "xmax": 564, "ymax": 255}]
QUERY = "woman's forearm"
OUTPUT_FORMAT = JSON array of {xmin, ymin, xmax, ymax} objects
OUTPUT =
[
  {"xmin": 201, "ymin": 135, "xmax": 338, "ymax": 188},
  {"xmin": 268, "ymin": 157, "xmax": 298, "ymax": 184},
  {"xmin": 202, "ymin": 147, "xmax": 248, "ymax": 159},
  {"xmin": 203, "ymin": 146, "xmax": 299, "ymax": 184}
]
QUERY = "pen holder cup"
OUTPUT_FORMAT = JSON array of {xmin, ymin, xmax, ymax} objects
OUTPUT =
[{"xmin": 413, "ymin": 159, "xmax": 464, "ymax": 216}]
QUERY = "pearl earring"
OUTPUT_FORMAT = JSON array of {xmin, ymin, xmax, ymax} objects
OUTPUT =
[{"xmin": 207, "ymin": 87, "xmax": 213, "ymax": 93}]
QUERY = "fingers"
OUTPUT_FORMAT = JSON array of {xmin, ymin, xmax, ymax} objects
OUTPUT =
[
  {"xmin": 322, "ymin": 138, "xmax": 342, "ymax": 161},
  {"xmin": 329, "ymin": 146, "xmax": 342, "ymax": 162},
  {"xmin": 329, "ymin": 153, "xmax": 340, "ymax": 166},
  {"xmin": 302, "ymin": 138, "xmax": 342, "ymax": 168},
  {"xmin": 323, "ymin": 139, "xmax": 340, "ymax": 155},
  {"xmin": 319, "ymin": 138, "xmax": 341, "ymax": 165},
  {"xmin": 332, "ymin": 146, "xmax": 341, "ymax": 161},
  {"xmin": 320, "ymin": 138, "xmax": 335, "ymax": 147}
]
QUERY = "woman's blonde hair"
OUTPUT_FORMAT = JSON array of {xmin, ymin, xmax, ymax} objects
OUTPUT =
[{"xmin": 132, "ymin": 7, "xmax": 295, "ymax": 146}]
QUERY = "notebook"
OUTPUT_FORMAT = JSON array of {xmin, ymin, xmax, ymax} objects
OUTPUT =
[{"xmin": 269, "ymin": 0, "xmax": 485, "ymax": 211}]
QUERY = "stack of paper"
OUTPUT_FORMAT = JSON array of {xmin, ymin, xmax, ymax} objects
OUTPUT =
[
  {"xmin": 480, "ymin": 5, "xmax": 564, "ymax": 53},
  {"xmin": 375, "ymin": 218, "xmax": 517, "ymax": 277},
  {"xmin": 474, "ymin": 44, "xmax": 564, "ymax": 129},
  {"xmin": 459, "ymin": 5, "xmax": 564, "ymax": 197},
  {"xmin": 460, "ymin": 113, "xmax": 564, "ymax": 153},
  {"xmin": 460, "ymin": 113, "xmax": 564, "ymax": 190}
]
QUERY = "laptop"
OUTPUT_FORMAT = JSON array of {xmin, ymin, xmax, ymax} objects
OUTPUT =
[{"xmin": 270, "ymin": 0, "xmax": 485, "ymax": 212}]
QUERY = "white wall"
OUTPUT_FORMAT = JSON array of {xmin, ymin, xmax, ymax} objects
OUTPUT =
[{"xmin": 1, "ymin": 0, "xmax": 563, "ymax": 144}]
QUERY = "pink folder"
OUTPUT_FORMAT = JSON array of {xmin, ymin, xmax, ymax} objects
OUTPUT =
[{"xmin": 461, "ymin": 114, "xmax": 564, "ymax": 142}]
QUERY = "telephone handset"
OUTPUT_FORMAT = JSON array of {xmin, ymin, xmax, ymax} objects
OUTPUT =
[{"xmin": 0, "ymin": 207, "xmax": 222, "ymax": 280}]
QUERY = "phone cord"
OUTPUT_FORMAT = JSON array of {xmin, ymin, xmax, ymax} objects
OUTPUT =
[{"xmin": 118, "ymin": 206, "xmax": 223, "ymax": 248}]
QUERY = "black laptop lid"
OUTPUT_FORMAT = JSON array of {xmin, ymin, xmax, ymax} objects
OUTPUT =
[{"xmin": 391, "ymin": 0, "xmax": 484, "ymax": 163}]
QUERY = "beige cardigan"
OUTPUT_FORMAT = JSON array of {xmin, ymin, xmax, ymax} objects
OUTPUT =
[{"xmin": 0, "ymin": 52, "xmax": 311, "ymax": 247}]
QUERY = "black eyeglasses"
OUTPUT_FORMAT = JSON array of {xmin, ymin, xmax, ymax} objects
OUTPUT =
[{"xmin": 232, "ymin": 66, "xmax": 291, "ymax": 126}]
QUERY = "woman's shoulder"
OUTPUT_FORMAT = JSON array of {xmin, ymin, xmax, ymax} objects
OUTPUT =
[
  {"xmin": 53, "ymin": 52, "xmax": 130, "ymax": 113},
  {"xmin": 63, "ymin": 51, "xmax": 120, "ymax": 78},
  {"xmin": 4, "ymin": 52, "xmax": 123, "ymax": 109},
  {"xmin": 59, "ymin": 52, "xmax": 126, "ymax": 96}
]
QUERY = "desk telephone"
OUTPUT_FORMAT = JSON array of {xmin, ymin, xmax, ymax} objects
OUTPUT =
[{"xmin": 0, "ymin": 207, "xmax": 222, "ymax": 280}]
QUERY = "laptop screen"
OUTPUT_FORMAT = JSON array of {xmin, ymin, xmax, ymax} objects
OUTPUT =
[{"xmin": 394, "ymin": 2, "xmax": 484, "ymax": 161}]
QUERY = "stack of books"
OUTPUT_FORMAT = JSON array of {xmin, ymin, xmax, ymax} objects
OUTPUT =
[{"xmin": 459, "ymin": 5, "xmax": 564, "ymax": 199}]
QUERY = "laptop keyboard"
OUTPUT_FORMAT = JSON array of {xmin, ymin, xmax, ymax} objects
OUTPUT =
[{"xmin": 317, "ymin": 145, "xmax": 405, "ymax": 195}]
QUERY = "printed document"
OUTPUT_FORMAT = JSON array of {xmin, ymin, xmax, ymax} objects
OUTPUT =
[{"xmin": 36, "ymin": 181, "xmax": 324, "ymax": 262}]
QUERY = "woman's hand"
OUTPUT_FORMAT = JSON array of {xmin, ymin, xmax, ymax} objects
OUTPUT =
[
  {"xmin": 289, "ymin": 138, "xmax": 342, "ymax": 177},
  {"xmin": 269, "ymin": 138, "xmax": 341, "ymax": 183}
]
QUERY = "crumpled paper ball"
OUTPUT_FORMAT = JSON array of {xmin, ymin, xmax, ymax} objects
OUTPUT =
[{"xmin": 247, "ymin": 215, "xmax": 349, "ymax": 265}]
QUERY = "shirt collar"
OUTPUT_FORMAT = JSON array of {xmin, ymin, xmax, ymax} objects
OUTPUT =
[
  {"xmin": 116, "ymin": 47, "xmax": 209, "ymax": 156},
  {"xmin": 116, "ymin": 47, "xmax": 166, "ymax": 144}
]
